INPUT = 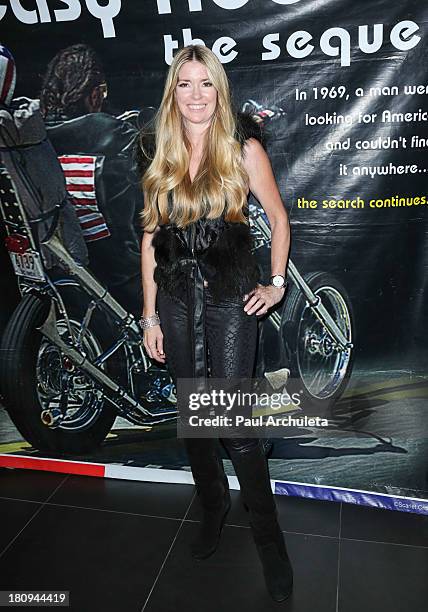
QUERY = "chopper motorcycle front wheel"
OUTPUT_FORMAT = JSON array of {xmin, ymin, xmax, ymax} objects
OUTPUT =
[{"xmin": 280, "ymin": 271, "xmax": 355, "ymax": 416}]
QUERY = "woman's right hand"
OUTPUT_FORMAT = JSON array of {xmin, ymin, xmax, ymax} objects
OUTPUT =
[{"xmin": 143, "ymin": 325, "xmax": 166, "ymax": 364}]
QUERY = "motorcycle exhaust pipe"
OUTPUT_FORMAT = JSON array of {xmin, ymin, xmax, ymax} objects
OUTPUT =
[
  {"xmin": 37, "ymin": 301, "xmax": 176, "ymax": 424},
  {"xmin": 41, "ymin": 407, "xmax": 65, "ymax": 427},
  {"xmin": 41, "ymin": 234, "xmax": 141, "ymax": 337}
]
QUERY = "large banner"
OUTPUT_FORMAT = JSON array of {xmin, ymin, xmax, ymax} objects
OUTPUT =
[{"xmin": 0, "ymin": 0, "xmax": 427, "ymax": 515}]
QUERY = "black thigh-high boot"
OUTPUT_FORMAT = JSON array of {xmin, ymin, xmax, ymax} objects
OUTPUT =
[
  {"xmin": 183, "ymin": 438, "xmax": 231, "ymax": 560},
  {"xmin": 223, "ymin": 438, "xmax": 293, "ymax": 602}
]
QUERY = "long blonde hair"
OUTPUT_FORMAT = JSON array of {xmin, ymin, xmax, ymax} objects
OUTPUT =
[{"xmin": 139, "ymin": 44, "xmax": 250, "ymax": 233}]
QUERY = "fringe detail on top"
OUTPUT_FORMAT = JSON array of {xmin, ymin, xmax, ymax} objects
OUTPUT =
[{"xmin": 152, "ymin": 220, "xmax": 261, "ymax": 304}]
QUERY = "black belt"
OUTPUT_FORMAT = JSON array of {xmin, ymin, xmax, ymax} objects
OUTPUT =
[{"xmin": 179, "ymin": 258, "xmax": 208, "ymax": 382}]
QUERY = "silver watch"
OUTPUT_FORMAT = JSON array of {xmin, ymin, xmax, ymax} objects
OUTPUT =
[{"xmin": 269, "ymin": 274, "xmax": 287, "ymax": 289}]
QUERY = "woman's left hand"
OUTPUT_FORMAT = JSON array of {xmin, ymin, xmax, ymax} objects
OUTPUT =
[{"xmin": 243, "ymin": 283, "xmax": 286, "ymax": 316}]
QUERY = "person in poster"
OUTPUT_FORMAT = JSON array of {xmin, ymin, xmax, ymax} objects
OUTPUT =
[{"xmin": 39, "ymin": 44, "xmax": 143, "ymax": 318}]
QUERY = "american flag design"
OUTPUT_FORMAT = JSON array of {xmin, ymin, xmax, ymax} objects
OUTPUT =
[
  {"xmin": 0, "ymin": 45, "xmax": 17, "ymax": 105},
  {"xmin": 58, "ymin": 154, "xmax": 111, "ymax": 242}
]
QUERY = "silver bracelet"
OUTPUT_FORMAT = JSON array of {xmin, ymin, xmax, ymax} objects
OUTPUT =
[{"xmin": 139, "ymin": 311, "xmax": 161, "ymax": 330}]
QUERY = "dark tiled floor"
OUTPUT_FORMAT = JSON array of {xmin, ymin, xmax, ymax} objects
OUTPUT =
[{"xmin": 0, "ymin": 467, "xmax": 427, "ymax": 611}]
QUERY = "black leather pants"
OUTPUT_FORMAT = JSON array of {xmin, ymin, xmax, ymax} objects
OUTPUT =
[
  {"xmin": 156, "ymin": 283, "xmax": 260, "ymax": 455},
  {"xmin": 157, "ymin": 283, "xmax": 278, "ymax": 528}
]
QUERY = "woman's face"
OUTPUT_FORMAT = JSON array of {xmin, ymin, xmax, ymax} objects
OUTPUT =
[{"xmin": 174, "ymin": 60, "xmax": 218, "ymax": 130}]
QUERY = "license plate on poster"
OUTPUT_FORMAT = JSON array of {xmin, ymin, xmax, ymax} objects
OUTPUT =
[{"xmin": 9, "ymin": 250, "xmax": 45, "ymax": 281}]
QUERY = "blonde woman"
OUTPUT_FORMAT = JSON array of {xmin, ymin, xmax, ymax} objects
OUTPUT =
[{"xmin": 138, "ymin": 44, "xmax": 292, "ymax": 602}]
